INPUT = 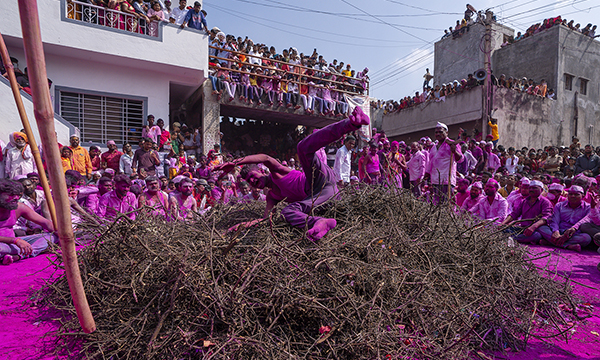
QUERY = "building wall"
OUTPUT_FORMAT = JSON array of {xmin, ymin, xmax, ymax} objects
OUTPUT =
[
  {"xmin": 382, "ymin": 87, "xmax": 483, "ymax": 139},
  {"xmin": 492, "ymin": 26, "xmax": 559, "ymax": 100},
  {"xmin": 434, "ymin": 22, "xmax": 513, "ymax": 86},
  {"xmin": 556, "ymin": 26, "xmax": 600, "ymax": 143},
  {"xmin": 493, "ymin": 87, "xmax": 560, "ymax": 149},
  {"xmin": 0, "ymin": 77, "xmax": 75, "ymax": 146}
]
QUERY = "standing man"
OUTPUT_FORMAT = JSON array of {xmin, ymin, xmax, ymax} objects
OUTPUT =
[
  {"xmin": 101, "ymin": 141, "xmax": 123, "ymax": 173},
  {"xmin": 5, "ymin": 132, "xmax": 35, "ymax": 179},
  {"xmin": 142, "ymin": 115, "xmax": 161, "ymax": 145},
  {"xmin": 157, "ymin": 119, "xmax": 170, "ymax": 151},
  {"xmin": 543, "ymin": 146, "xmax": 562, "ymax": 175},
  {"xmin": 132, "ymin": 138, "xmax": 161, "ymax": 177},
  {"xmin": 424, "ymin": 122, "xmax": 463, "ymax": 204},
  {"xmin": 216, "ymin": 107, "xmax": 370, "ymax": 241},
  {"xmin": 169, "ymin": 0, "xmax": 188, "ymax": 25},
  {"xmin": 407, "ymin": 141, "xmax": 426, "ymax": 197},
  {"xmin": 69, "ymin": 135, "xmax": 93, "ymax": 179},
  {"xmin": 333, "ymin": 135, "xmax": 355, "ymax": 186},
  {"xmin": 180, "ymin": 1, "xmax": 209, "ymax": 33},
  {"xmin": 469, "ymin": 179, "xmax": 508, "ymax": 224},
  {"xmin": 423, "ymin": 68, "xmax": 433, "ymax": 89}
]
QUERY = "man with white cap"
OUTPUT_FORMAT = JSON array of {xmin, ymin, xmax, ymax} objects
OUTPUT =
[
  {"xmin": 469, "ymin": 179, "xmax": 508, "ymax": 224},
  {"xmin": 461, "ymin": 181, "xmax": 484, "ymax": 212},
  {"xmin": 500, "ymin": 180, "xmax": 553, "ymax": 243},
  {"xmin": 407, "ymin": 141, "xmax": 427, "ymax": 197},
  {"xmin": 424, "ymin": 122, "xmax": 463, "ymax": 204},
  {"xmin": 538, "ymin": 185, "xmax": 591, "ymax": 252},
  {"xmin": 101, "ymin": 141, "xmax": 123, "ymax": 173},
  {"xmin": 546, "ymin": 183, "xmax": 566, "ymax": 207}
]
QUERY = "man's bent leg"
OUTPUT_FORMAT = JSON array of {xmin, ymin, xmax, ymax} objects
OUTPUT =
[
  {"xmin": 563, "ymin": 232, "xmax": 592, "ymax": 248},
  {"xmin": 20, "ymin": 233, "xmax": 54, "ymax": 258}
]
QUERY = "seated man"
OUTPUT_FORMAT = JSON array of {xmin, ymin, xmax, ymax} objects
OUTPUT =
[
  {"xmin": 97, "ymin": 174, "xmax": 138, "ymax": 220},
  {"xmin": 216, "ymin": 106, "xmax": 370, "ymax": 241},
  {"xmin": 545, "ymin": 183, "xmax": 566, "ymax": 206},
  {"xmin": 461, "ymin": 181, "xmax": 484, "ymax": 212},
  {"xmin": 572, "ymin": 190, "xmax": 600, "ymax": 253},
  {"xmin": 138, "ymin": 176, "xmax": 169, "ymax": 218},
  {"xmin": 14, "ymin": 176, "xmax": 45, "ymax": 236},
  {"xmin": 0, "ymin": 179, "xmax": 55, "ymax": 265},
  {"xmin": 469, "ymin": 179, "xmax": 508, "ymax": 224},
  {"xmin": 169, "ymin": 177, "xmax": 197, "ymax": 221},
  {"xmin": 538, "ymin": 185, "xmax": 591, "ymax": 252},
  {"xmin": 500, "ymin": 180, "xmax": 553, "ymax": 244}
]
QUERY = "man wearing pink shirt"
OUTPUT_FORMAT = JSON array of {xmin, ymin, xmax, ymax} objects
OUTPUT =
[
  {"xmin": 461, "ymin": 182, "xmax": 484, "ymax": 212},
  {"xmin": 97, "ymin": 174, "xmax": 138, "ymax": 220},
  {"xmin": 454, "ymin": 178, "xmax": 470, "ymax": 207},
  {"xmin": 546, "ymin": 183, "xmax": 567, "ymax": 207},
  {"xmin": 424, "ymin": 122, "xmax": 463, "ymax": 204},
  {"xmin": 469, "ymin": 179, "xmax": 508, "ymax": 224},
  {"xmin": 407, "ymin": 142, "xmax": 426, "ymax": 197}
]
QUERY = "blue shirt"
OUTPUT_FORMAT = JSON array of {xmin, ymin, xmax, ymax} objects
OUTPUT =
[
  {"xmin": 183, "ymin": 9, "xmax": 207, "ymax": 31},
  {"xmin": 549, "ymin": 200, "xmax": 590, "ymax": 232}
]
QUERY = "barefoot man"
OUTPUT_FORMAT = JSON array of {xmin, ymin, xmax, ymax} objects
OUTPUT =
[{"xmin": 216, "ymin": 107, "xmax": 370, "ymax": 241}]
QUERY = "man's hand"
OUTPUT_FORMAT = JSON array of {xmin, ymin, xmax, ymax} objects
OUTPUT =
[
  {"xmin": 14, "ymin": 238, "xmax": 33, "ymax": 257},
  {"xmin": 180, "ymin": 23, "xmax": 185, "ymax": 29},
  {"xmin": 562, "ymin": 227, "xmax": 576, "ymax": 240},
  {"xmin": 227, "ymin": 219, "xmax": 262, "ymax": 233},
  {"xmin": 348, "ymin": 106, "xmax": 369, "ymax": 127},
  {"xmin": 550, "ymin": 230, "xmax": 561, "ymax": 242},
  {"xmin": 523, "ymin": 226, "xmax": 535, "ymax": 237},
  {"xmin": 214, "ymin": 162, "xmax": 236, "ymax": 174}
]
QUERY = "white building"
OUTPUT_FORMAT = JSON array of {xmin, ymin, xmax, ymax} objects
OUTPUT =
[{"xmin": 1, "ymin": 0, "xmax": 208, "ymax": 147}]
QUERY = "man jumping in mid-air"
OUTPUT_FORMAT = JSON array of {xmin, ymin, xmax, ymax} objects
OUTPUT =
[{"xmin": 216, "ymin": 106, "xmax": 370, "ymax": 241}]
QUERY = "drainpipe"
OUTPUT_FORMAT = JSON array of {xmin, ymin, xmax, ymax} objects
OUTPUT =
[{"xmin": 573, "ymin": 91, "xmax": 578, "ymax": 137}]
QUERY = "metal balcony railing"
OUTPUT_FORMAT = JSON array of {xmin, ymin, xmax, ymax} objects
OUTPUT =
[{"xmin": 64, "ymin": 0, "xmax": 159, "ymax": 38}]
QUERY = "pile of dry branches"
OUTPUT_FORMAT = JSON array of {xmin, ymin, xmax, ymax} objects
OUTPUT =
[{"xmin": 42, "ymin": 186, "xmax": 584, "ymax": 359}]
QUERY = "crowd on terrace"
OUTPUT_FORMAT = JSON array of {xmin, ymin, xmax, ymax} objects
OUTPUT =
[
  {"xmin": 502, "ymin": 17, "xmax": 598, "ymax": 47},
  {"xmin": 380, "ymin": 69, "xmax": 555, "ymax": 114}
]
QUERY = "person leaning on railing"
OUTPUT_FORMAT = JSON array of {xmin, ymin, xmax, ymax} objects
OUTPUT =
[{"xmin": 180, "ymin": 1, "xmax": 209, "ymax": 34}]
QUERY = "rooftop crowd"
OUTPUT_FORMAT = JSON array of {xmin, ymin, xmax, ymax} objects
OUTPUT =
[
  {"xmin": 502, "ymin": 16, "xmax": 598, "ymax": 47},
  {"xmin": 380, "ymin": 69, "xmax": 554, "ymax": 115}
]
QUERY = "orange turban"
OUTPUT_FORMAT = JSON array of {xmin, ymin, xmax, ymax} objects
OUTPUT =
[{"xmin": 13, "ymin": 132, "xmax": 28, "ymax": 143}]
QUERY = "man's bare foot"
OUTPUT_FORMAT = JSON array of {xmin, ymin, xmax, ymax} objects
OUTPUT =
[
  {"xmin": 566, "ymin": 244, "xmax": 581, "ymax": 252},
  {"xmin": 2, "ymin": 255, "xmax": 18, "ymax": 265},
  {"xmin": 348, "ymin": 106, "xmax": 370, "ymax": 127},
  {"xmin": 306, "ymin": 218, "xmax": 337, "ymax": 242}
]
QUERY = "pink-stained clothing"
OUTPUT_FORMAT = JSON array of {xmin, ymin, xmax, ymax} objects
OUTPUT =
[
  {"xmin": 407, "ymin": 150, "xmax": 427, "ymax": 182},
  {"xmin": 142, "ymin": 125, "xmax": 161, "ymax": 144},
  {"xmin": 243, "ymin": 192, "xmax": 266, "ymax": 202},
  {"xmin": 143, "ymin": 190, "xmax": 169, "ymax": 217},
  {"xmin": 426, "ymin": 141, "xmax": 463, "ymax": 186},
  {"xmin": 469, "ymin": 193, "xmax": 509, "ymax": 224},
  {"xmin": 97, "ymin": 190, "xmax": 138, "ymax": 220},
  {"xmin": 574, "ymin": 207, "xmax": 600, "ymax": 228},
  {"xmin": 455, "ymin": 192, "xmax": 469, "ymax": 207},
  {"xmin": 170, "ymin": 193, "xmax": 197, "ymax": 220},
  {"xmin": 461, "ymin": 194, "xmax": 484, "ymax": 212},
  {"xmin": 546, "ymin": 194, "xmax": 567, "ymax": 208},
  {"xmin": 270, "ymin": 170, "xmax": 307, "ymax": 203},
  {"xmin": 507, "ymin": 191, "xmax": 525, "ymax": 213},
  {"xmin": 487, "ymin": 152, "xmax": 501, "ymax": 172}
]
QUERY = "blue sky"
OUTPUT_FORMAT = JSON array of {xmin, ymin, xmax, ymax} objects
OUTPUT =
[{"xmin": 202, "ymin": 0, "xmax": 600, "ymax": 101}]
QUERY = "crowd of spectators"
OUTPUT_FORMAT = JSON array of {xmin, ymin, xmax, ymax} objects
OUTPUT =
[
  {"xmin": 4, "ymin": 113, "xmax": 600, "ymax": 266},
  {"xmin": 206, "ymin": 29, "xmax": 369, "ymax": 117},
  {"xmin": 380, "ymin": 69, "xmax": 555, "ymax": 115},
  {"xmin": 501, "ymin": 17, "xmax": 598, "ymax": 47}
]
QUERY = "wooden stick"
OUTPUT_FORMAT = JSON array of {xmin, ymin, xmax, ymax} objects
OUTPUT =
[
  {"xmin": 0, "ymin": 31, "xmax": 58, "ymax": 229},
  {"xmin": 18, "ymin": 0, "xmax": 96, "ymax": 333}
]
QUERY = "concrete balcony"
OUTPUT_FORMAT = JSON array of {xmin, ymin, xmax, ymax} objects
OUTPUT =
[{"xmin": 1, "ymin": 0, "xmax": 208, "ymax": 77}]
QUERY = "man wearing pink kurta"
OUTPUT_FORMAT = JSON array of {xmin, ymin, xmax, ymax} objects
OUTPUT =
[
  {"xmin": 424, "ymin": 122, "xmax": 463, "ymax": 204},
  {"xmin": 469, "ymin": 179, "xmax": 508, "ymax": 224}
]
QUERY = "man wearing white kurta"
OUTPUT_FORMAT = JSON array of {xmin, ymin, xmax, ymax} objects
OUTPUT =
[{"xmin": 333, "ymin": 135, "xmax": 356, "ymax": 186}]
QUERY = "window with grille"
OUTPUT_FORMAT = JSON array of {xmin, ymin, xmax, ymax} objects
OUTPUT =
[
  {"xmin": 564, "ymin": 74, "xmax": 574, "ymax": 91},
  {"xmin": 58, "ymin": 90, "xmax": 144, "ymax": 145}
]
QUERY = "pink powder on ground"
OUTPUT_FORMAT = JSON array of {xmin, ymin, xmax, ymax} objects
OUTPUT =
[{"xmin": 1, "ymin": 245, "xmax": 599, "ymax": 358}]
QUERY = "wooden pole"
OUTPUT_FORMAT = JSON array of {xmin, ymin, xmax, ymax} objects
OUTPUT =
[
  {"xmin": 17, "ymin": 0, "xmax": 96, "ymax": 333},
  {"xmin": 0, "ymin": 32, "xmax": 57, "ymax": 229}
]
